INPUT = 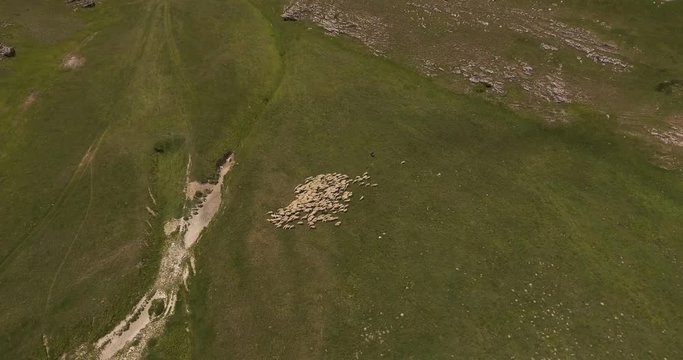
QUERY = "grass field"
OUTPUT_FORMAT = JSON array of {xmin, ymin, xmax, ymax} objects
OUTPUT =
[
  {"xmin": 0, "ymin": 0, "xmax": 277, "ymax": 357},
  {"xmin": 0, "ymin": 0, "xmax": 681, "ymax": 359}
]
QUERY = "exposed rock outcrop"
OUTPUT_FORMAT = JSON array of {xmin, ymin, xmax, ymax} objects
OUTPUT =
[
  {"xmin": 0, "ymin": 43, "xmax": 15, "ymax": 58},
  {"xmin": 282, "ymin": 1, "xmax": 389, "ymax": 55},
  {"xmin": 65, "ymin": 0, "xmax": 95, "ymax": 9}
]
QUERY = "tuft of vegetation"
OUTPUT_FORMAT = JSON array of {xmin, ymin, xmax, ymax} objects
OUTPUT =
[
  {"xmin": 655, "ymin": 80, "xmax": 683, "ymax": 95},
  {"xmin": 153, "ymin": 135, "xmax": 185, "ymax": 154},
  {"xmin": 148, "ymin": 298, "xmax": 166, "ymax": 318}
]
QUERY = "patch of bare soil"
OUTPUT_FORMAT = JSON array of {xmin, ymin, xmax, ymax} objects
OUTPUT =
[
  {"xmin": 76, "ymin": 134, "xmax": 105, "ymax": 173},
  {"xmin": 20, "ymin": 92, "xmax": 39, "ymax": 111},
  {"xmin": 163, "ymin": 218, "xmax": 183, "ymax": 236},
  {"xmin": 71, "ymin": 154, "xmax": 235, "ymax": 360},
  {"xmin": 182, "ymin": 156, "xmax": 235, "ymax": 248},
  {"xmin": 61, "ymin": 53, "xmax": 86, "ymax": 70}
]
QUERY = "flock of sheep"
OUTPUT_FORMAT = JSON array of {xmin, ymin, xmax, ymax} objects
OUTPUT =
[{"xmin": 267, "ymin": 172, "xmax": 376, "ymax": 229}]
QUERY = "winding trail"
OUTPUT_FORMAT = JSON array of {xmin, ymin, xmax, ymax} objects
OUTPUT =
[{"xmin": 74, "ymin": 154, "xmax": 235, "ymax": 360}]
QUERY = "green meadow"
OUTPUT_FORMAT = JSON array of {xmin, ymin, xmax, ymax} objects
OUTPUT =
[{"xmin": 0, "ymin": 0, "xmax": 681, "ymax": 359}]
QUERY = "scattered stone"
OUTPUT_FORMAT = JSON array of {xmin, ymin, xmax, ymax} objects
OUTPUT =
[
  {"xmin": 281, "ymin": 1, "xmax": 388, "ymax": 55},
  {"xmin": 0, "ymin": 43, "xmax": 15, "ymax": 58},
  {"xmin": 541, "ymin": 43, "xmax": 559, "ymax": 51},
  {"xmin": 145, "ymin": 206, "xmax": 157, "ymax": 217},
  {"xmin": 66, "ymin": 0, "xmax": 95, "ymax": 8},
  {"xmin": 650, "ymin": 126, "xmax": 683, "ymax": 147}
]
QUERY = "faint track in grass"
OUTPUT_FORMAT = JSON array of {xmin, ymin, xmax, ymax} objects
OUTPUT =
[
  {"xmin": 43, "ymin": 164, "xmax": 95, "ymax": 313},
  {"xmin": 0, "ymin": 128, "xmax": 108, "ymax": 272}
]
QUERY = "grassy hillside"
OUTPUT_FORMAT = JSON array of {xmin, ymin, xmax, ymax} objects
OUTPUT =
[
  {"xmin": 0, "ymin": 0, "xmax": 278, "ymax": 357},
  {"xmin": 179, "ymin": 13, "xmax": 683, "ymax": 359},
  {"xmin": 0, "ymin": 0, "xmax": 681, "ymax": 359}
]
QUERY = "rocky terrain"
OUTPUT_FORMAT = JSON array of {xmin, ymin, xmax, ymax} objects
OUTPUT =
[
  {"xmin": 282, "ymin": 0, "xmax": 630, "ymax": 106},
  {"xmin": 0, "ymin": 43, "xmax": 15, "ymax": 58},
  {"xmin": 65, "ymin": 0, "xmax": 96, "ymax": 9},
  {"xmin": 71, "ymin": 155, "xmax": 235, "ymax": 359},
  {"xmin": 650, "ymin": 125, "xmax": 683, "ymax": 147},
  {"xmin": 282, "ymin": 2, "xmax": 388, "ymax": 55},
  {"xmin": 280, "ymin": 0, "xmax": 683, "ymax": 132}
]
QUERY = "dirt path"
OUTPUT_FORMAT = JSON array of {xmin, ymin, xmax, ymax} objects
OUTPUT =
[{"xmin": 72, "ymin": 154, "xmax": 235, "ymax": 359}]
